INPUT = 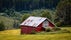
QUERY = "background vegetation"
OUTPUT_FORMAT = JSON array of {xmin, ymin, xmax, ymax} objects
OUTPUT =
[{"xmin": 0, "ymin": 0, "xmax": 71, "ymax": 30}]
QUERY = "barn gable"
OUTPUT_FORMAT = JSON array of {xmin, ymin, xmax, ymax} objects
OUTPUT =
[{"xmin": 20, "ymin": 16, "xmax": 47, "ymax": 27}]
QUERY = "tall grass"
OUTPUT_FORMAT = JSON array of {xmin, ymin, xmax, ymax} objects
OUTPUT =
[{"xmin": 0, "ymin": 27, "xmax": 71, "ymax": 40}]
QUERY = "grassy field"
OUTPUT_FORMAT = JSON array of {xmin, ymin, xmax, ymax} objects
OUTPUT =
[{"xmin": 0, "ymin": 27, "xmax": 71, "ymax": 40}]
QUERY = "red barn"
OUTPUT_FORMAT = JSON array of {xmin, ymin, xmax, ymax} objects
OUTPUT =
[{"xmin": 20, "ymin": 16, "xmax": 55, "ymax": 34}]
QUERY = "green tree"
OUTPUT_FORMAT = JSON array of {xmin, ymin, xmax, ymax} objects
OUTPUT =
[
  {"xmin": 0, "ymin": 21, "xmax": 5, "ymax": 31},
  {"xmin": 21, "ymin": 14, "xmax": 30, "ymax": 22},
  {"xmin": 56, "ymin": 0, "xmax": 71, "ymax": 26},
  {"xmin": 40, "ymin": 10, "xmax": 52, "ymax": 20}
]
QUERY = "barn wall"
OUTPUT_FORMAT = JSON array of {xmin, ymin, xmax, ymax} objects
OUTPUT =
[
  {"xmin": 21, "ymin": 23, "xmax": 44, "ymax": 34},
  {"xmin": 21, "ymin": 26, "xmax": 35, "ymax": 34},
  {"xmin": 35, "ymin": 23, "xmax": 43, "ymax": 32},
  {"xmin": 48, "ymin": 21, "xmax": 54, "ymax": 27},
  {"xmin": 42, "ymin": 20, "xmax": 55, "ymax": 29}
]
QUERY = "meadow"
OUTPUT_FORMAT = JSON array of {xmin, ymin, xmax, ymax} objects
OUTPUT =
[{"xmin": 0, "ymin": 27, "xmax": 71, "ymax": 40}]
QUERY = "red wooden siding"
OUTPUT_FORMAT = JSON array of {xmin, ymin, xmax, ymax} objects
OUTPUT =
[
  {"xmin": 48, "ymin": 21, "xmax": 54, "ymax": 27},
  {"xmin": 21, "ymin": 23, "xmax": 43, "ymax": 34},
  {"xmin": 35, "ymin": 23, "xmax": 43, "ymax": 32},
  {"xmin": 21, "ymin": 26, "xmax": 35, "ymax": 34}
]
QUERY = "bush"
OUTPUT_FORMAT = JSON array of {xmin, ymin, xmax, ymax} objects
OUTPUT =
[
  {"xmin": 53, "ymin": 27, "xmax": 61, "ymax": 31},
  {"xmin": 61, "ymin": 29, "xmax": 71, "ymax": 33},
  {"xmin": 45, "ymin": 28, "xmax": 52, "ymax": 32},
  {"xmin": 0, "ymin": 21, "xmax": 5, "ymax": 31},
  {"xmin": 55, "ymin": 22, "xmax": 62, "ymax": 27},
  {"xmin": 31, "ymin": 30, "xmax": 36, "ymax": 34}
]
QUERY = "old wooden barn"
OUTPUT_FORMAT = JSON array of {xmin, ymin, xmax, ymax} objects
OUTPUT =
[{"xmin": 20, "ymin": 16, "xmax": 55, "ymax": 34}]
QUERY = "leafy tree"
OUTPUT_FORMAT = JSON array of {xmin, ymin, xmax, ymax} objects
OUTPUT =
[
  {"xmin": 0, "ymin": 21, "xmax": 5, "ymax": 31},
  {"xmin": 21, "ymin": 14, "xmax": 30, "ymax": 22},
  {"xmin": 4, "ymin": 8, "xmax": 15, "ymax": 17},
  {"xmin": 56, "ymin": 0, "xmax": 71, "ymax": 26},
  {"xmin": 40, "ymin": 10, "xmax": 52, "ymax": 20},
  {"xmin": 13, "ymin": 20, "xmax": 19, "ymax": 29}
]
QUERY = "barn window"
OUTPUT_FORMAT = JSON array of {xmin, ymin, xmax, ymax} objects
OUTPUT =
[{"xmin": 43, "ymin": 20, "xmax": 49, "ymax": 28}]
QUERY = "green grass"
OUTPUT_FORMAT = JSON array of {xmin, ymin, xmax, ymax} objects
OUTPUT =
[
  {"xmin": 0, "ymin": 33, "xmax": 71, "ymax": 40},
  {"xmin": 0, "ymin": 27, "xmax": 71, "ymax": 40}
]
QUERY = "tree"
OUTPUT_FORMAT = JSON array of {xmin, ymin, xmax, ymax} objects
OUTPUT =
[
  {"xmin": 21, "ymin": 14, "xmax": 30, "ymax": 22},
  {"xmin": 40, "ymin": 10, "xmax": 52, "ymax": 20},
  {"xmin": 13, "ymin": 21, "xmax": 19, "ymax": 29},
  {"xmin": 56, "ymin": 0, "xmax": 71, "ymax": 26},
  {"xmin": 0, "ymin": 21, "xmax": 5, "ymax": 31}
]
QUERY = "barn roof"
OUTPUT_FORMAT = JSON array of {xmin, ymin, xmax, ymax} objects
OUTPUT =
[{"xmin": 20, "ymin": 16, "xmax": 47, "ymax": 27}]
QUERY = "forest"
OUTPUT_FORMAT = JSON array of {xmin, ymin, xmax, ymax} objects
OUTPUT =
[{"xmin": 0, "ymin": 0, "xmax": 59, "ymax": 11}]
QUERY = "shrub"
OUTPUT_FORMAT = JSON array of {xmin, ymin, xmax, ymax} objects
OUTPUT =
[
  {"xmin": 0, "ymin": 21, "xmax": 5, "ymax": 31},
  {"xmin": 53, "ymin": 27, "xmax": 61, "ymax": 31},
  {"xmin": 31, "ymin": 30, "xmax": 36, "ymax": 34},
  {"xmin": 61, "ymin": 29, "xmax": 71, "ymax": 33},
  {"xmin": 55, "ymin": 22, "xmax": 62, "ymax": 27},
  {"xmin": 45, "ymin": 28, "xmax": 52, "ymax": 32}
]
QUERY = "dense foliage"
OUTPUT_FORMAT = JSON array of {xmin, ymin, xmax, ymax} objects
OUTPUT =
[
  {"xmin": 0, "ymin": 21, "xmax": 5, "ymax": 31},
  {"xmin": 0, "ymin": 0, "xmax": 60, "ymax": 11},
  {"xmin": 21, "ymin": 9, "xmax": 55, "ymax": 23},
  {"xmin": 56, "ymin": 0, "xmax": 71, "ymax": 26}
]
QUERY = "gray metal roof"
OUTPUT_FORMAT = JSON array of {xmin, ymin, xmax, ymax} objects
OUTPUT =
[{"xmin": 20, "ymin": 16, "xmax": 47, "ymax": 27}]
